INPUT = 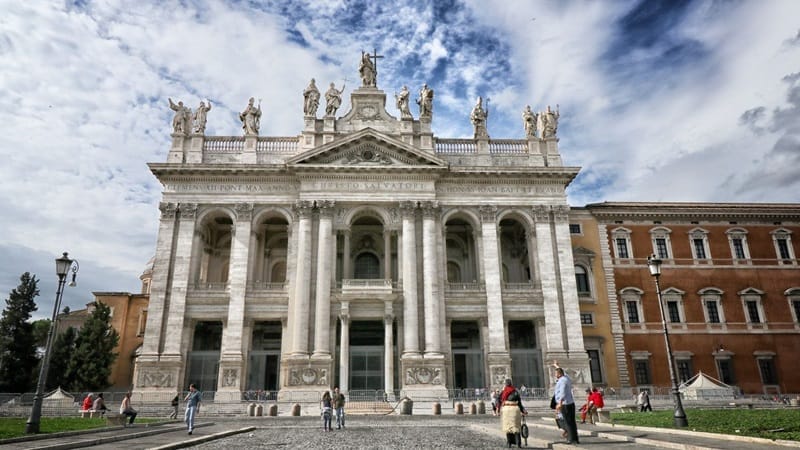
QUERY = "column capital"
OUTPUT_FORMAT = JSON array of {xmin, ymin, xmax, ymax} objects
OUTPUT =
[
  {"xmin": 399, "ymin": 201, "xmax": 418, "ymax": 216},
  {"xmin": 532, "ymin": 205, "xmax": 550, "ymax": 222},
  {"xmin": 294, "ymin": 200, "xmax": 314, "ymax": 219},
  {"xmin": 234, "ymin": 202, "xmax": 254, "ymax": 221},
  {"xmin": 479, "ymin": 205, "xmax": 497, "ymax": 223},
  {"xmin": 159, "ymin": 202, "xmax": 178, "ymax": 219},
  {"xmin": 384, "ymin": 314, "xmax": 395, "ymax": 326},
  {"xmin": 420, "ymin": 201, "xmax": 440, "ymax": 218},
  {"xmin": 552, "ymin": 204, "xmax": 570, "ymax": 222},
  {"xmin": 338, "ymin": 313, "xmax": 350, "ymax": 326},
  {"xmin": 316, "ymin": 200, "xmax": 336, "ymax": 216},
  {"xmin": 179, "ymin": 202, "xmax": 198, "ymax": 219}
]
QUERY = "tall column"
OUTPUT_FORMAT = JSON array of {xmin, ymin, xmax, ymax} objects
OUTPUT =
[
  {"xmin": 290, "ymin": 200, "xmax": 314, "ymax": 356},
  {"xmin": 313, "ymin": 200, "xmax": 335, "ymax": 357},
  {"xmin": 552, "ymin": 205, "xmax": 587, "ymax": 354},
  {"xmin": 399, "ymin": 201, "xmax": 420, "ymax": 357},
  {"xmin": 189, "ymin": 230, "xmax": 203, "ymax": 285},
  {"xmin": 338, "ymin": 312, "xmax": 350, "ymax": 392},
  {"xmin": 479, "ymin": 205, "xmax": 507, "ymax": 355},
  {"xmin": 533, "ymin": 205, "xmax": 566, "ymax": 354},
  {"xmin": 162, "ymin": 203, "xmax": 199, "ymax": 358},
  {"xmin": 421, "ymin": 201, "xmax": 442, "ymax": 356},
  {"xmin": 342, "ymin": 230, "xmax": 351, "ymax": 280},
  {"xmin": 140, "ymin": 202, "xmax": 178, "ymax": 359},
  {"xmin": 221, "ymin": 203, "xmax": 252, "ymax": 360},
  {"xmin": 383, "ymin": 229, "xmax": 392, "ymax": 280},
  {"xmin": 384, "ymin": 312, "xmax": 395, "ymax": 398}
]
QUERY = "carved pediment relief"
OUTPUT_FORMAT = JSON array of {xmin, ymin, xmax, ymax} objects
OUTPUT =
[{"xmin": 287, "ymin": 128, "xmax": 446, "ymax": 168}]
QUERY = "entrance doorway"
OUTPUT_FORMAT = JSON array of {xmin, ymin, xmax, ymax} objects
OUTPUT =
[
  {"xmin": 247, "ymin": 321, "xmax": 281, "ymax": 391},
  {"xmin": 349, "ymin": 321, "xmax": 384, "ymax": 390},
  {"xmin": 451, "ymin": 321, "xmax": 485, "ymax": 390}
]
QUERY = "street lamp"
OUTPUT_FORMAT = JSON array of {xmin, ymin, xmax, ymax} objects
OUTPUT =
[
  {"xmin": 647, "ymin": 254, "xmax": 688, "ymax": 428},
  {"xmin": 26, "ymin": 252, "xmax": 79, "ymax": 434}
]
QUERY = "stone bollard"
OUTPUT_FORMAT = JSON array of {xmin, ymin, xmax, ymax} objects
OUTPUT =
[
  {"xmin": 455, "ymin": 402, "xmax": 464, "ymax": 415},
  {"xmin": 401, "ymin": 398, "xmax": 414, "ymax": 415},
  {"xmin": 255, "ymin": 404, "xmax": 263, "ymax": 417},
  {"xmin": 431, "ymin": 402, "xmax": 440, "ymax": 415},
  {"xmin": 477, "ymin": 400, "xmax": 486, "ymax": 414},
  {"xmin": 469, "ymin": 402, "xmax": 477, "ymax": 415},
  {"xmin": 268, "ymin": 404, "xmax": 278, "ymax": 416},
  {"xmin": 247, "ymin": 403, "xmax": 256, "ymax": 416},
  {"xmin": 291, "ymin": 403, "xmax": 301, "ymax": 416}
]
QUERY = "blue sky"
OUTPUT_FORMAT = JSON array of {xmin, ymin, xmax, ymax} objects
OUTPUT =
[{"xmin": 1, "ymin": 0, "xmax": 798, "ymax": 319}]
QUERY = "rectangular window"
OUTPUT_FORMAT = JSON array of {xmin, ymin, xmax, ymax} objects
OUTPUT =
[
  {"xmin": 717, "ymin": 359, "xmax": 735, "ymax": 385},
  {"xmin": 677, "ymin": 360, "xmax": 692, "ymax": 383},
  {"xmin": 705, "ymin": 301, "xmax": 720, "ymax": 323},
  {"xmin": 758, "ymin": 359, "xmax": 778, "ymax": 385},
  {"xmin": 667, "ymin": 301, "xmax": 681, "ymax": 323},
  {"xmin": 569, "ymin": 223, "xmax": 581, "ymax": 234},
  {"xmin": 626, "ymin": 301, "xmax": 640, "ymax": 323},
  {"xmin": 634, "ymin": 361, "xmax": 651, "ymax": 385},
  {"xmin": 580, "ymin": 313, "xmax": 593, "ymax": 325},
  {"xmin": 587, "ymin": 350, "xmax": 603, "ymax": 383},
  {"xmin": 655, "ymin": 238, "xmax": 668, "ymax": 259},
  {"xmin": 693, "ymin": 238, "xmax": 707, "ymax": 259},
  {"xmin": 777, "ymin": 238, "xmax": 791, "ymax": 260},
  {"xmin": 793, "ymin": 300, "xmax": 800, "ymax": 323},
  {"xmin": 746, "ymin": 300, "xmax": 761, "ymax": 323},
  {"xmin": 616, "ymin": 238, "xmax": 629, "ymax": 258},
  {"xmin": 732, "ymin": 238, "xmax": 746, "ymax": 259}
]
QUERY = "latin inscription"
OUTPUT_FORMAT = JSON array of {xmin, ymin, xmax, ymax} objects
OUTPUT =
[
  {"xmin": 311, "ymin": 181, "xmax": 429, "ymax": 191},
  {"xmin": 438, "ymin": 185, "xmax": 562, "ymax": 195},
  {"xmin": 166, "ymin": 183, "xmax": 297, "ymax": 193}
]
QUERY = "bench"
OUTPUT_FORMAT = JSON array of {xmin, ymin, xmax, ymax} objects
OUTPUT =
[
  {"xmin": 617, "ymin": 404, "xmax": 636, "ymax": 413},
  {"xmin": 729, "ymin": 402, "xmax": 754, "ymax": 409},
  {"xmin": 596, "ymin": 409, "xmax": 612, "ymax": 423},
  {"xmin": 106, "ymin": 414, "xmax": 127, "ymax": 426},
  {"xmin": 79, "ymin": 409, "xmax": 97, "ymax": 418}
]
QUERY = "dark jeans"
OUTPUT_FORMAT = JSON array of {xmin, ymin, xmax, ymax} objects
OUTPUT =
[
  {"xmin": 122, "ymin": 410, "xmax": 137, "ymax": 424},
  {"xmin": 561, "ymin": 403, "xmax": 579, "ymax": 443},
  {"xmin": 640, "ymin": 403, "xmax": 652, "ymax": 412}
]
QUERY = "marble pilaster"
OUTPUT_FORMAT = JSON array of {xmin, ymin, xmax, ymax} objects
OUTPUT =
[
  {"xmin": 313, "ymin": 200, "xmax": 335, "ymax": 358},
  {"xmin": 289, "ymin": 200, "xmax": 314, "ymax": 356},
  {"xmin": 421, "ymin": 201, "xmax": 442, "ymax": 356},
  {"xmin": 399, "ymin": 201, "xmax": 421, "ymax": 358},
  {"xmin": 162, "ymin": 203, "xmax": 198, "ymax": 359},
  {"xmin": 533, "ymin": 205, "xmax": 566, "ymax": 356}
]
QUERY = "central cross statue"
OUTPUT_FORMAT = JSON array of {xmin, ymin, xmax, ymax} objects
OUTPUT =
[{"xmin": 359, "ymin": 48, "xmax": 383, "ymax": 87}]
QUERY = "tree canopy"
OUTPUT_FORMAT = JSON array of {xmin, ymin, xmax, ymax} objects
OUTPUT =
[
  {"xmin": 0, "ymin": 272, "xmax": 40, "ymax": 392},
  {"xmin": 66, "ymin": 302, "xmax": 119, "ymax": 391}
]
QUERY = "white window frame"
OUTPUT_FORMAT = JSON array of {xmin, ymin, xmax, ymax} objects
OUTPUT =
[
  {"xmin": 580, "ymin": 312, "xmax": 595, "ymax": 326},
  {"xmin": 662, "ymin": 287, "xmax": 687, "ymax": 330},
  {"xmin": 688, "ymin": 227, "xmax": 712, "ymax": 263},
  {"xmin": 630, "ymin": 351, "xmax": 653, "ymax": 388},
  {"xmin": 611, "ymin": 227, "xmax": 633, "ymax": 262},
  {"xmin": 673, "ymin": 351, "xmax": 695, "ymax": 384},
  {"xmin": 754, "ymin": 351, "xmax": 779, "ymax": 392},
  {"xmin": 620, "ymin": 287, "xmax": 645, "ymax": 329},
  {"xmin": 698, "ymin": 287, "xmax": 726, "ymax": 330},
  {"xmin": 739, "ymin": 287, "xmax": 767, "ymax": 330},
  {"xmin": 572, "ymin": 246, "xmax": 596, "ymax": 302},
  {"xmin": 785, "ymin": 287, "xmax": 800, "ymax": 329},
  {"xmin": 771, "ymin": 228, "xmax": 797, "ymax": 265},
  {"xmin": 649, "ymin": 226, "xmax": 673, "ymax": 261},
  {"xmin": 726, "ymin": 228, "xmax": 751, "ymax": 265},
  {"xmin": 713, "ymin": 349, "xmax": 736, "ymax": 386}
]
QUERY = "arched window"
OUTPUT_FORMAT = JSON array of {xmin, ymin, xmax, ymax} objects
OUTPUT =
[{"xmin": 354, "ymin": 253, "xmax": 380, "ymax": 279}]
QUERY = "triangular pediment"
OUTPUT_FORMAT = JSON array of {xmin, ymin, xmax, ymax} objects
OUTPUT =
[{"xmin": 286, "ymin": 128, "xmax": 447, "ymax": 169}]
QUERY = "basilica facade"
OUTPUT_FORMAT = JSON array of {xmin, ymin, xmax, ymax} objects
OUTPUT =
[{"xmin": 134, "ymin": 62, "xmax": 590, "ymax": 402}]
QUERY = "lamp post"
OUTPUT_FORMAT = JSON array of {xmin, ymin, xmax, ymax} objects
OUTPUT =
[
  {"xmin": 25, "ymin": 252, "xmax": 79, "ymax": 434},
  {"xmin": 647, "ymin": 254, "xmax": 688, "ymax": 428}
]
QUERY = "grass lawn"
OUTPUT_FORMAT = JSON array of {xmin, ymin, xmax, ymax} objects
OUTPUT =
[
  {"xmin": 612, "ymin": 408, "xmax": 800, "ymax": 442},
  {"xmin": 0, "ymin": 417, "xmax": 161, "ymax": 440}
]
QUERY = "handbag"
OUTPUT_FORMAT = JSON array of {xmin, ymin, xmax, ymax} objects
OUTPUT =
[{"xmin": 550, "ymin": 395, "xmax": 557, "ymax": 409}]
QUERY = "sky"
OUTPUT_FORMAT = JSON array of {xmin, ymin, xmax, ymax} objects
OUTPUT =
[{"xmin": 1, "ymin": 0, "xmax": 799, "ymax": 320}]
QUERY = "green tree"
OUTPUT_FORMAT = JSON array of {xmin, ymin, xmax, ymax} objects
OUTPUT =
[
  {"xmin": 0, "ymin": 272, "xmax": 40, "ymax": 392},
  {"xmin": 46, "ymin": 326, "xmax": 77, "ymax": 390},
  {"xmin": 66, "ymin": 302, "xmax": 119, "ymax": 391},
  {"xmin": 31, "ymin": 319, "xmax": 51, "ymax": 348}
]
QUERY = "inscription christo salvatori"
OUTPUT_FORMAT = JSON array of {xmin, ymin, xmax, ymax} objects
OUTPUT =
[
  {"xmin": 438, "ymin": 184, "xmax": 561, "ymax": 194},
  {"xmin": 166, "ymin": 183, "xmax": 297, "ymax": 193},
  {"xmin": 311, "ymin": 181, "xmax": 429, "ymax": 191}
]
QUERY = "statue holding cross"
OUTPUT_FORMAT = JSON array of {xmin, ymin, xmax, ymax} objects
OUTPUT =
[{"xmin": 359, "ymin": 49, "xmax": 383, "ymax": 87}]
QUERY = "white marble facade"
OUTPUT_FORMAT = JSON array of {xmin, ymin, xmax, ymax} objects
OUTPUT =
[{"xmin": 135, "ymin": 63, "xmax": 590, "ymax": 401}]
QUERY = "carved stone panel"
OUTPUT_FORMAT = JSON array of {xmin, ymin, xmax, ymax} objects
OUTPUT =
[
  {"xmin": 288, "ymin": 367, "xmax": 329, "ymax": 386},
  {"xmin": 138, "ymin": 368, "xmax": 176, "ymax": 388},
  {"xmin": 405, "ymin": 366, "xmax": 443, "ymax": 385}
]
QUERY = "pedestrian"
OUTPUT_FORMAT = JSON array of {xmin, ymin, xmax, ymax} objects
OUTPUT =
[
  {"xmin": 579, "ymin": 388, "xmax": 591, "ymax": 424},
  {"xmin": 333, "ymin": 386, "xmax": 346, "ymax": 429},
  {"xmin": 169, "ymin": 394, "xmax": 180, "ymax": 419},
  {"xmin": 639, "ymin": 390, "xmax": 652, "ymax": 412},
  {"xmin": 588, "ymin": 387, "xmax": 604, "ymax": 424},
  {"xmin": 321, "ymin": 391, "xmax": 333, "ymax": 431},
  {"xmin": 92, "ymin": 393, "xmax": 108, "ymax": 416},
  {"xmin": 184, "ymin": 383, "xmax": 201, "ymax": 435},
  {"xmin": 120, "ymin": 391, "xmax": 137, "ymax": 427},
  {"xmin": 499, "ymin": 378, "xmax": 527, "ymax": 448},
  {"xmin": 554, "ymin": 367, "xmax": 579, "ymax": 444},
  {"xmin": 491, "ymin": 389, "xmax": 500, "ymax": 416},
  {"xmin": 81, "ymin": 393, "xmax": 94, "ymax": 412}
]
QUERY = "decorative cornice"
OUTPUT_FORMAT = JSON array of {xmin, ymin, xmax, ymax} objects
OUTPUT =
[{"xmin": 586, "ymin": 202, "xmax": 800, "ymax": 222}]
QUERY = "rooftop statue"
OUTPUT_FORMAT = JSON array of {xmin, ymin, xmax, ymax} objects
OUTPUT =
[
  {"xmin": 522, "ymin": 105, "xmax": 537, "ymax": 138},
  {"xmin": 239, "ymin": 97, "xmax": 262, "ymax": 136},
  {"xmin": 303, "ymin": 78, "xmax": 320, "ymax": 117},
  {"xmin": 325, "ymin": 82, "xmax": 344, "ymax": 117},
  {"xmin": 359, "ymin": 51, "xmax": 376, "ymax": 87},
  {"xmin": 417, "ymin": 83, "xmax": 434, "ymax": 119},
  {"xmin": 395, "ymin": 85, "xmax": 412, "ymax": 119},
  {"xmin": 192, "ymin": 100, "xmax": 212, "ymax": 134},
  {"xmin": 540, "ymin": 104, "xmax": 560, "ymax": 138},
  {"xmin": 168, "ymin": 98, "xmax": 191, "ymax": 135},
  {"xmin": 470, "ymin": 96, "xmax": 489, "ymax": 139}
]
